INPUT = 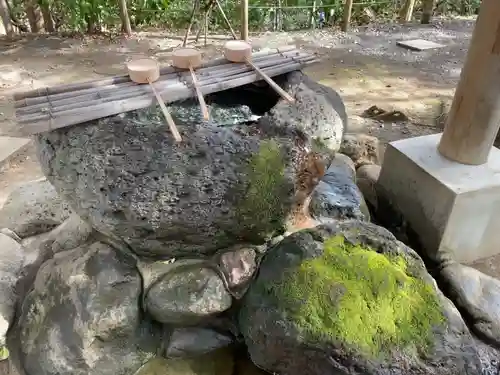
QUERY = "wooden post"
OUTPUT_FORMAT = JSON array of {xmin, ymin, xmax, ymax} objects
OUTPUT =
[
  {"xmin": 241, "ymin": 0, "xmax": 248, "ymax": 40},
  {"xmin": 398, "ymin": 0, "xmax": 416, "ymax": 23},
  {"xmin": 438, "ymin": 0, "xmax": 500, "ymax": 165},
  {"xmin": 341, "ymin": 0, "xmax": 353, "ymax": 32}
]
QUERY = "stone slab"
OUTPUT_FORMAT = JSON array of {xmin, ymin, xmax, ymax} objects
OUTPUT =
[
  {"xmin": 396, "ymin": 39, "xmax": 445, "ymax": 51},
  {"xmin": 378, "ymin": 133, "xmax": 500, "ymax": 264},
  {"xmin": 0, "ymin": 136, "xmax": 31, "ymax": 168}
]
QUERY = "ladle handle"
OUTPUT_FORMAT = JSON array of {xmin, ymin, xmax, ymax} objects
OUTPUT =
[
  {"xmin": 189, "ymin": 65, "xmax": 210, "ymax": 121},
  {"xmin": 147, "ymin": 79, "xmax": 182, "ymax": 143},
  {"xmin": 244, "ymin": 57, "xmax": 295, "ymax": 104}
]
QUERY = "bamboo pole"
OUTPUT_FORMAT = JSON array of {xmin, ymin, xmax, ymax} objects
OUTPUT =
[
  {"xmin": 13, "ymin": 46, "xmax": 297, "ymax": 104},
  {"xmin": 15, "ymin": 48, "xmax": 300, "ymax": 112},
  {"xmin": 17, "ymin": 52, "xmax": 312, "ymax": 116},
  {"xmin": 14, "ymin": 58, "xmax": 318, "ymax": 137},
  {"xmin": 241, "ymin": 0, "xmax": 249, "ymax": 40}
]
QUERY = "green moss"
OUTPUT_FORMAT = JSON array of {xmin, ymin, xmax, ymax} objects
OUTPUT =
[
  {"xmin": 234, "ymin": 140, "xmax": 289, "ymax": 241},
  {"xmin": 271, "ymin": 235, "xmax": 445, "ymax": 358}
]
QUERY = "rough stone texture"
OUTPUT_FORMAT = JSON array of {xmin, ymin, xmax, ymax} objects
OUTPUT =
[
  {"xmin": 165, "ymin": 328, "xmax": 234, "ymax": 358},
  {"xmin": 44, "ymin": 213, "xmax": 94, "ymax": 253},
  {"xmin": 0, "ymin": 234, "xmax": 24, "ymax": 347},
  {"xmin": 258, "ymin": 71, "xmax": 347, "ymax": 152},
  {"xmin": 217, "ymin": 246, "xmax": 258, "ymax": 298},
  {"xmin": 144, "ymin": 260, "xmax": 232, "ymax": 325},
  {"xmin": 441, "ymin": 262, "xmax": 500, "ymax": 348},
  {"xmin": 8, "ymin": 241, "xmax": 161, "ymax": 375},
  {"xmin": 35, "ymin": 73, "xmax": 345, "ymax": 259},
  {"xmin": 239, "ymin": 221, "xmax": 493, "ymax": 375},
  {"xmin": 20, "ymin": 213, "xmax": 93, "ymax": 263},
  {"xmin": 309, "ymin": 154, "xmax": 370, "ymax": 222},
  {"xmin": 339, "ymin": 133, "xmax": 380, "ymax": 168},
  {"xmin": 134, "ymin": 348, "xmax": 234, "ymax": 375},
  {"xmin": 0, "ymin": 178, "xmax": 71, "ymax": 238}
]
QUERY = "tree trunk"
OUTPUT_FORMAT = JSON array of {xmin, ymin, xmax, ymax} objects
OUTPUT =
[
  {"xmin": 399, "ymin": 0, "xmax": 416, "ymax": 22},
  {"xmin": 342, "ymin": 0, "xmax": 353, "ymax": 32},
  {"xmin": 0, "ymin": 0, "xmax": 13, "ymax": 36},
  {"xmin": 25, "ymin": 0, "xmax": 44, "ymax": 32},
  {"xmin": 309, "ymin": 0, "xmax": 316, "ymax": 29},
  {"xmin": 118, "ymin": 0, "xmax": 131, "ymax": 35},
  {"xmin": 39, "ymin": 1, "xmax": 54, "ymax": 32},
  {"xmin": 421, "ymin": 0, "xmax": 435, "ymax": 24}
]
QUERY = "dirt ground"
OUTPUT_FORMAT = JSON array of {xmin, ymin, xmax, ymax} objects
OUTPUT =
[{"xmin": 0, "ymin": 17, "xmax": 485, "ymax": 260}]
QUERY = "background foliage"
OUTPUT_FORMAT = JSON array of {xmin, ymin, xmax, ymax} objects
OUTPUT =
[{"xmin": 2, "ymin": 0, "xmax": 482, "ymax": 35}]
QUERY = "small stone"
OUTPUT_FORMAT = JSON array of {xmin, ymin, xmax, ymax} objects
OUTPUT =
[
  {"xmin": 339, "ymin": 133, "xmax": 380, "ymax": 168},
  {"xmin": 0, "ymin": 178, "xmax": 71, "ymax": 238},
  {"xmin": 45, "ymin": 213, "xmax": 94, "ymax": 253},
  {"xmin": 20, "ymin": 231, "xmax": 51, "ymax": 268},
  {"xmin": 441, "ymin": 262, "xmax": 500, "ymax": 347},
  {"xmin": 144, "ymin": 264, "xmax": 232, "ymax": 325},
  {"xmin": 165, "ymin": 327, "xmax": 234, "ymax": 358},
  {"xmin": 356, "ymin": 164, "xmax": 381, "ymax": 210},
  {"xmin": 309, "ymin": 154, "xmax": 370, "ymax": 222},
  {"xmin": 218, "ymin": 247, "xmax": 258, "ymax": 295}
]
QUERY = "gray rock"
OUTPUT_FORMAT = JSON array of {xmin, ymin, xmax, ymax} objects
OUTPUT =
[
  {"xmin": 309, "ymin": 154, "xmax": 370, "ymax": 222},
  {"xmin": 356, "ymin": 163, "xmax": 381, "ymax": 211},
  {"xmin": 19, "ymin": 214, "xmax": 94, "ymax": 270},
  {"xmin": 441, "ymin": 262, "xmax": 500, "ymax": 348},
  {"xmin": 258, "ymin": 71, "xmax": 347, "ymax": 152},
  {"xmin": 0, "ymin": 178, "xmax": 71, "ymax": 238},
  {"xmin": 8, "ymin": 241, "xmax": 161, "ymax": 375},
  {"xmin": 35, "ymin": 76, "xmax": 341, "ymax": 258},
  {"xmin": 339, "ymin": 133, "xmax": 380, "ymax": 168},
  {"xmin": 46, "ymin": 213, "xmax": 94, "ymax": 253},
  {"xmin": 165, "ymin": 327, "xmax": 233, "ymax": 358},
  {"xmin": 1, "ymin": 228, "xmax": 21, "ymax": 242},
  {"xmin": 20, "ymin": 231, "xmax": 51, "ymax": 268},
  {"xmin": 0, "ymin": 233, "xmax": 24, "ymax": 347},
  {"xmin": 144, "ymin": 261, "xmax": 232, "ymax": 325},
  {"xmin": 217, "ymin": 246, "xmax": 258, "ymax": 298},
  {"xmin": 239, "ymin": 221, "xmax": 492, "ymax": 375}
]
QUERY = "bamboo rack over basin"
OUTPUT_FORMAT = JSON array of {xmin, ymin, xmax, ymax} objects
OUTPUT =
[{"xmin": 0, "ymin": 46, "xmax": 319, "ymax": 137}]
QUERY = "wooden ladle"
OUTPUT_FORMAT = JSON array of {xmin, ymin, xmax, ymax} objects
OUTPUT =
[
  {"xmin": 127, "ymin": 58, "xmax": 182, "ymax": 142},
  {"xmin": 172, "ymin": 48, "xmax": 210, "ymax": 121},
  {"xmin": 223, "ymin": 40, "xmax": 295, "ymax": 104}
]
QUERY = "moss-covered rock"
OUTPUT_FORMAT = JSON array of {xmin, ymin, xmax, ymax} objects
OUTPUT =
[
  {"xmin": 238, "ymin": 221, "xmax": 489, "ymax": 375},
  {"xmin": 275, "ymin": 235, "xmax": 444, "ymax": 358}
]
